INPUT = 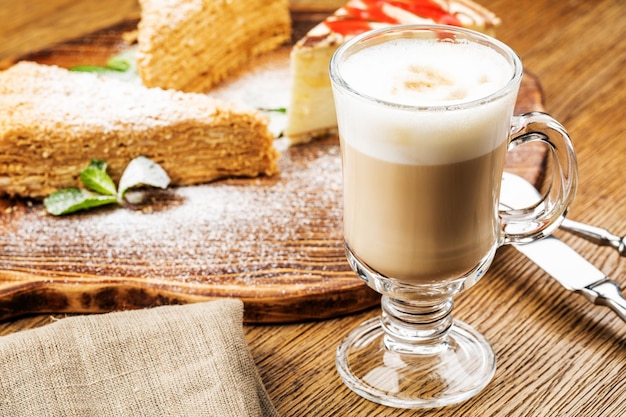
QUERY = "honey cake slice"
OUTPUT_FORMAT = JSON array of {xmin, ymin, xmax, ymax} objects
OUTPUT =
[
  {"xmin": 136, "ymin": 0, "xmax": 292, "ymax": 93},
  {"xmin": 0, "ymin": 61, "xmax": 279, "ymax": 198}
]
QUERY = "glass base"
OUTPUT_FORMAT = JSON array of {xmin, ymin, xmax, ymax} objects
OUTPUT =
[{"xmin": 336, "ymin": 316, "xmax": 495, "ymax": 409}]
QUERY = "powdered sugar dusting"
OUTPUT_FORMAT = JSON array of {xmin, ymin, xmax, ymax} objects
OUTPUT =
[
  {"xmin": 1, "ymin": 62, "xmax": 244, "ymax": 134},
  {"xmin": 138, "ymin": 0, "xmax": 204, "ymax": 31},
  {"xmin": 3, "ymin": 138, "xmax": 348, "ymax": 296},
  {"xmin": 209, "ymin": 47, "xmax": 292, "ymax": 137}
]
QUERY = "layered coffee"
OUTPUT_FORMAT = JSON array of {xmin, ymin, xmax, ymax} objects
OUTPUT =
[{"xmin": 334, "ymin": 36, "xmax": 518, "ymax": 282}]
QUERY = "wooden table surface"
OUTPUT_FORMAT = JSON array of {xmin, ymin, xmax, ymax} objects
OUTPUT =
[{"xmin": 1, "ymin": 0, "xmax": 625, "ymax": 416}]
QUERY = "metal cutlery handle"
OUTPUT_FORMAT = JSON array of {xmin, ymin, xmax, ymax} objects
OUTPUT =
[
  {"xmin": 561, "ymin": 218, "xmax": 626, "ymax": 256},
  {"xmin": 579, "ymin": 280, "xmax": 626, "ymax": 322}
]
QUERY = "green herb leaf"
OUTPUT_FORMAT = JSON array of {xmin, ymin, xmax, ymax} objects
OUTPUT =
[
  {"xmin": 259, "ymin": 107, "xmax": 287, "ymax": 114},
  {"xmin": 44, "ymin": 156, "xmax": 170, "ymax": 216},
  {"xmin": 44, "ymin": 188, "xmax": 118, "ymax": 216},
  {"xmin": 70, "ymin": 55, "xmax": 132, "ymax": 74},
  {"xmin": 69, "ymin": 65, "xmax": 112, "ymax": 74},
  {"xmin": 106, "ymin": 55, "xmax": 131, "ymax": 72},
  {"xmin": 118, "ymin": 156, "xmax": 171, "ymax": 199},
  {"xmin": 80, "ymin": 160, "xmax": 117, "ymax": 196}
]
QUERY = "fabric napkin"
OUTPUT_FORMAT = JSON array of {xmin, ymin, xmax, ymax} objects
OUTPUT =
[{"xmin": 0, "ymin": 299, "xmax": 279, "ymax": 417}]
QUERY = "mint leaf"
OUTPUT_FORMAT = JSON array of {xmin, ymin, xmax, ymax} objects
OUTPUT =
[
  {"xmin": 118, "ymin": 156, "xmax": 170, "ymax": 199},
  {"xmin": 44, "ymin": 156, "xmax": 169, "ymax": 215},
  {"xmin": 259, "ymin": 107, "xmax": 287, "ymax": 114},
  {"xmin": 69, "ymin": 65, "xmax": 112, "ymax": 74},
  {"xmin": 106, "ymin": 55, "xmax": 131, "ymax": 72},
  {"xmin": 70, "ymin": 50, "xmax": 136, "ymax": 74},
  {"xmin": 44, "ymin": 188, "xmax": 118, "ymax": 215},
  {"xmin": 80, "ymin": 160, "xmax": 117, "ymax": 196}
]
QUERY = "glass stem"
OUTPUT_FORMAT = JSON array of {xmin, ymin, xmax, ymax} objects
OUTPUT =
[{"xmin": 380, "ymin": 295, "xmax": 455, "ymax": 355}]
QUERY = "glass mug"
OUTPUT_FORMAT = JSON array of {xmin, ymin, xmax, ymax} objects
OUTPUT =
[{"xmin": 330, "ymin": 25, "xmax": 577, "ymax": 409}]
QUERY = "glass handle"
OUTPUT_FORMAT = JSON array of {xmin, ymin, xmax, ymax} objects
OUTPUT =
[{"xmin": 500, "ymin": 112, "xmax": 578, "ymax": 244}]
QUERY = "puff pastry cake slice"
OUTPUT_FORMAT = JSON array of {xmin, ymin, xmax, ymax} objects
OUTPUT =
[
  {"xmin": 0, "ymin": 62, "xmax": 279, "ymax": 198},
  {"xmin": 136, "ymin": 0, "xmax": 292, "ymax": 92}
]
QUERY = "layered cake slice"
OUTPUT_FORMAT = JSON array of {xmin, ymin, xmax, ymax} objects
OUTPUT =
[
  {"xmin": 0, "ymin": 62, "xmax": 279, "ymax": 198},
  {"xmin": 285, "ymin": 0, "xmax": 501, "ymax": 143},
  {"xmin": 136, "ymin": 0, "xmax": 292, "ymax": 93}
]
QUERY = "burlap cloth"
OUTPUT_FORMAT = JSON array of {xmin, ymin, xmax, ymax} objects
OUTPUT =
[{"xmin": 0, "ymin": 299, "xmax": 279, "ymax": 417}]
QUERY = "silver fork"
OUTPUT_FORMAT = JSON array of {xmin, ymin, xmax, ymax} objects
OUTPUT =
[{"xmin": 561, "ymin": 218, "xmax": 626, "ymax": 257}]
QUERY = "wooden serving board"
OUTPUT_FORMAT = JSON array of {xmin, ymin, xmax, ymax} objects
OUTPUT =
[{"xmin": 0, "ymin": 17, "xmax": 547, "ymax": 323}]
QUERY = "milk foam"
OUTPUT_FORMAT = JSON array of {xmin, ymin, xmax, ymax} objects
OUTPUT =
[
  {"xmin": 334, "ymin": 38, "xmax": 518, "ymax": 165},
  {"xmin": 342, "ymin": 39, "xmax": 511, "ymax": 106}
]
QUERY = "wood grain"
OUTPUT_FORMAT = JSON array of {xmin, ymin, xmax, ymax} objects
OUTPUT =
[
  {"xmin": 0, "ymin": 0, "xmax": 141, "ymax": 63},
  {"xmin": 1, "ymin": 0, "xmax": 625, "ymax": 415},
  {"xmin": 0, "ymin": 0, "xmax": 339, "ymax": 64}
]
